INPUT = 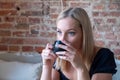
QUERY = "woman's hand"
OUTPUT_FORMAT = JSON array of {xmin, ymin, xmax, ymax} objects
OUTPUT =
[
  {"xmin": 41, "ymin": 43, "xmax": 57, "ymax": 67},
  {"xmin": 56, "ymin": 41, "xmax": 85, "ymax": 70}
]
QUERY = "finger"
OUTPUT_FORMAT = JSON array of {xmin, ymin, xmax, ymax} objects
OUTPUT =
[
  {"xmin": 42, "ymin": 49, "xmax": 56, "ymax": 58},
  {"xmin": 58, "ymin": 44, "xmax": 75, "ymax": 54},
  {"xmin": 62, "ymin": 40, "xmax": 76, "ymax": 51},
  {"xmin": 42, "ymin": 49, "xmax": 50, "ymax": 56},
  {"xmin": 56, "ymin": 51, "xmax": 67, "ymax": 56},
  {"xmin": 42, "ymin": 52, "xmax": 54, "ymax": 60},
  {"xmin": 45, "ymin": 43, "xmax": 50, "ymax": 49},
  {"xmin": 59, "ymin": 56, "xmax": 67, "ymax": 60},
  {"xmin": 50, "ymin": 51, "xmax": 57, "ymax": 57},
  {"xmin": 58, "ymin": 55, "xmax": 70, "ymax": 61},
  {"xmin": 62, "ymin": 40, "xmax": 74, "ymax": 49}
]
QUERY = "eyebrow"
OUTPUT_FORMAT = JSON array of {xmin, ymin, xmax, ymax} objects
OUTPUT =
[{"xmin": 57, "ymin": 28, "xmax": 77, "ymax": 32}]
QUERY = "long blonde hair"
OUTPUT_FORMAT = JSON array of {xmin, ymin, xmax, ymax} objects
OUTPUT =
[{"xmin": 55, "ymin": 7, "xmax": 95, "ymax": 71}]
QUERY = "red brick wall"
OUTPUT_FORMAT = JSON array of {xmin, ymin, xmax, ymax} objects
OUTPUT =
[{"xmin": 0, "ymin": 0, "xmax": 120, "ymax": 56}]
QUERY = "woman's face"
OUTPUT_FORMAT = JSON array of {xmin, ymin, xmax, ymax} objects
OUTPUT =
[{"xmin": 56, "ymin": 17, "xmax": 83, "ymax": 50}]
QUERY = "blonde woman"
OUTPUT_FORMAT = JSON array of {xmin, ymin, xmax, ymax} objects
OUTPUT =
[{"xmin": 40, "ymin": 7, "xmax": 116, "ymax": 80}]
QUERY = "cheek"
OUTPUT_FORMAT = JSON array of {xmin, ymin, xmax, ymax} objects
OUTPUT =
[
  {"xmin": 69, "ymin": 36, "xmax": 83, "ymax": 49},
  {"xmin": 72, "ymin": 40, "xmax": 82, "ymax": 49}
]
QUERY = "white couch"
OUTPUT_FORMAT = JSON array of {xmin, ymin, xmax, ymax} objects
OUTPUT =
[
  {"xmin": 0, "ymin": 52, "xmax": 42, "ymax": 80},
  {"xmin": 0, "ymin": 52, "xmax": 119, "ymax": 80},
  {"xmin": 112, "ymin": 59, "xmax": 120, "ymax": 80}
]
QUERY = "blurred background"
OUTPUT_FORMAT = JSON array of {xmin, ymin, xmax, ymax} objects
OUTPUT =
[{"xmin": 0, "ymin": 0, "xmax": 120, "ymax": 58}]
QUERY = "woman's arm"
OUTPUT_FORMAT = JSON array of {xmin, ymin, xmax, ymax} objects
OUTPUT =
[
  {"xmin": 77, "ymin": 67, "xmax": 90, "ymax": 80},
  {"xmin": 40, "ymin": 43, "xmax": 57, "ymax": 80},
  {"xmin": 92, "ymin": 73, "xmax": 112, "ymax": 80},
  {"xmin": 41, "ymin": 66, "xmax": 60, "ymax": 80},
  {"xmin": 41, "ymin": 65, "xmax": 53, "ymax": 80},
  {"xmin": 76, "ymin": 65, "xmax": 112, "ymax": 80},
  {"xmin": 52, "ymin": 68, "xmax": 60, "ymax": 80}
]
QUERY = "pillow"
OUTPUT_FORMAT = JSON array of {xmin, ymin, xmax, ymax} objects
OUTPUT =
[
  {"xmin": 112, "ymin": 59, "xmax": 120, "ymax": 80},
  {"xmin": 0, "ymin": 52, "xmax": 42, "ymax": 63},
  {"xmin": 0, "ymin": 52, "xmax": 42, "ymax": 80},
  {"xmin": 0, "ymin": 60, "xmax": 42, "ymax": 80}
]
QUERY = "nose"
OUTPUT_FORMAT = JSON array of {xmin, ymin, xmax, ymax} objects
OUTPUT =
[{"xmin": 59, "ymin": 33, "xmax": 66, "ymax": 41}]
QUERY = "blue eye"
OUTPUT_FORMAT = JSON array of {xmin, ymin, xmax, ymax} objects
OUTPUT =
[{"xmin": 68, "ymin": 32, "xmax": 75, "ymax": 36}]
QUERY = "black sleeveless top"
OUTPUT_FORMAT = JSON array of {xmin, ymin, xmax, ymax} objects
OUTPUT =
[{"xmin": 54, "ymin": 48, "xmax": 117, "ymax": 80}]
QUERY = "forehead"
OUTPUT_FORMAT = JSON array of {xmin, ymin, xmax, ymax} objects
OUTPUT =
[{"xmin": 57, "ymin": 17, "xmax": 80, "ymax": 30}]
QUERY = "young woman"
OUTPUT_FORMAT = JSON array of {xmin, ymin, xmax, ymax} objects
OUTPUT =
[{"xmin": 40, "ymin": 7, "xmax": 117, "ymax": 80}]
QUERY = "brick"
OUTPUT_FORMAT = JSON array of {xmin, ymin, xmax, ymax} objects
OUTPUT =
[
  {"xmin": 109, "ymin": 0, "xmax": 120, "ymax": 2},
  {"xmin": 50, "ymin": 8, "xmax": 58, "ymax": 13},
  {"xmin": 0, "ymin": 30, "xmax": 11, "ymax": 37},
  {"xmin": 12, "ymin": 31, "xmax": 29, "ymax": 37},
  {"xmin": 93, "ymin": 18, "xmax": 103, "ymax": 25},
  {"xmin": 91, "ymin": 0, "xmax": 100, "ymax": 2},
  {"xmin": 22, "ymin": 46, "xmax": 34, "ymax": 52},
  {"xmin": 39, "ymin": 25, "xmax": 51, "ymax": 31},
  {"xmin": 50, "ymin": 14, "xmax": 58, "ymax": 19},
  {"xmin": 49, "ymin": 1, "xmax": 61, "ymax": 6},
  {"xmin": 70, "ymin": 2, "xmax": 90, "ymax": 8},
  {"xmin": 0, "ymin": 45, "xmax": 8, "ymax": 51},
  {"xmin": 99, "ymin": 12, "xmax": 109, "ymax": 17},
  {"xmin": 0, "ymin": 2, "xmax": 15, "ymax": 9},
  {"xmin": 21, "ymin": 10, "xmax": 43, "ymax": 16},
  {"xmin": 93, "ymin": 11, "xmax": 99, "ymax": 16},
  {"xmin": 30, "ymin": 29, "xmax": 39, "ymax": 34},
  {"xmin": 116, "ymin": 32, "xmax": 120, "ymax": 40},
  {"xmin": 93, "ymin": 4, "xmax": 105, "ymax": 10},
  {"xmin": 4, "ymin": 16, "xmax": 15, "ymax": 22},
  {"xmin": 15, "ymin": 23, "xmax": 29, "ymax": 30},
  {"xmin": 113, "ymin": 48, "xmax": 120, "ymax": 55},
  {"xmin": 104, "ymin": 32, "xmax": 117, "ymax": 40},
  {"xmin": 95, "ymin": 40, "xmax": 105, "ymax": 47},
  {"xmin": 35, "ymin": 46, "xmax": 44, "ymax": 53},
  {"xmin": 9, "ymin": 38, "xmax": 24, "ymax": 44},
  {"xmin": 0, "ymin": 23, "xmax": 13, "ymax": 29},
  {"xmin": 31, "ymin": 2, "xmax": 43, "ymax": 9},
  {"xmin": 114, "ymin": 27, "xmax": 120, "ymax": 32},
  {"xmin": 19, "ymin": 2, "xmax": 43, "ymax": 10},
  {"xmin": 0, "ymin": 38, "xmax": 9, "ymax": 44},
  {"xmin": 23, "ymin": 38, "xmax": 49, "ymax": 45},
  {"xmin": 25, "ymin": 33, "xmax": 38, "ymax": 37},
  {"xmin": 109, "ymin": 12, "xmax": 120, "ymax": 17},
  {"xmin": 108, "ymin": 3, "xmax": 119, "ymax": 10},
  {"xmin": 28, "ymin": 17, "xmax": 40, "ymax": 24},
  {"xmin": 108, "ymin": 41, "xmax": 119, "ymax": 47},
  {"xmin": 19, "ymin": 2, "xmax": 32, "ymax": 9},
  {"xmin": 97, "ymin": 25, "xmax": 112, "ymax": 32},
  {"xmin": 0, "ymin": 10, "xmax": 17, "ymax": 16},
  {"xmin": 16, "ymin": 17, "xmax": 28, "ymax": 24},
  {"xmin": 40, "ymin": 31, "xmax": 56, "ymax": 38},
  {"xmin": 9, "ymin": 46, "xmax": 20, "ymax": 51},
  {"xmin": 29, "ymin": 25, "xmax": 40, "ymax": 35},
  {"xmin": 93, "ymin": 31, "xmax": 103, "ymax": 39},
  {"xmin": 0, "ymin": 17, "xmax": 1, "ymax": 22},
  {"xmin": 107, "ymin": 18, "xmax": 116, "ymax": 24},
  {"xmin": 63, "ymin": 0, "xmax": 80, "ymax": 1},
  {"xmin": 43, "ymin": 19, "xmax": 55, "ymax": 26}
]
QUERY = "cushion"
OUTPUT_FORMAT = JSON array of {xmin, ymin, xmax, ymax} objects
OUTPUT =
[
  {"xmin": 112, "ymin": 59, "xmax": 120, "ymax": 80},
  {"xmin": 0, "ymin": 60, "xmax": 42, "ymax": 80},
  {"xmin": 0, "ymin": 52, "xmax": 42, "ymax": 80},
  {"xmin": 0, "ymin": 52, "xmax": 42, "ymax": 63}
]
